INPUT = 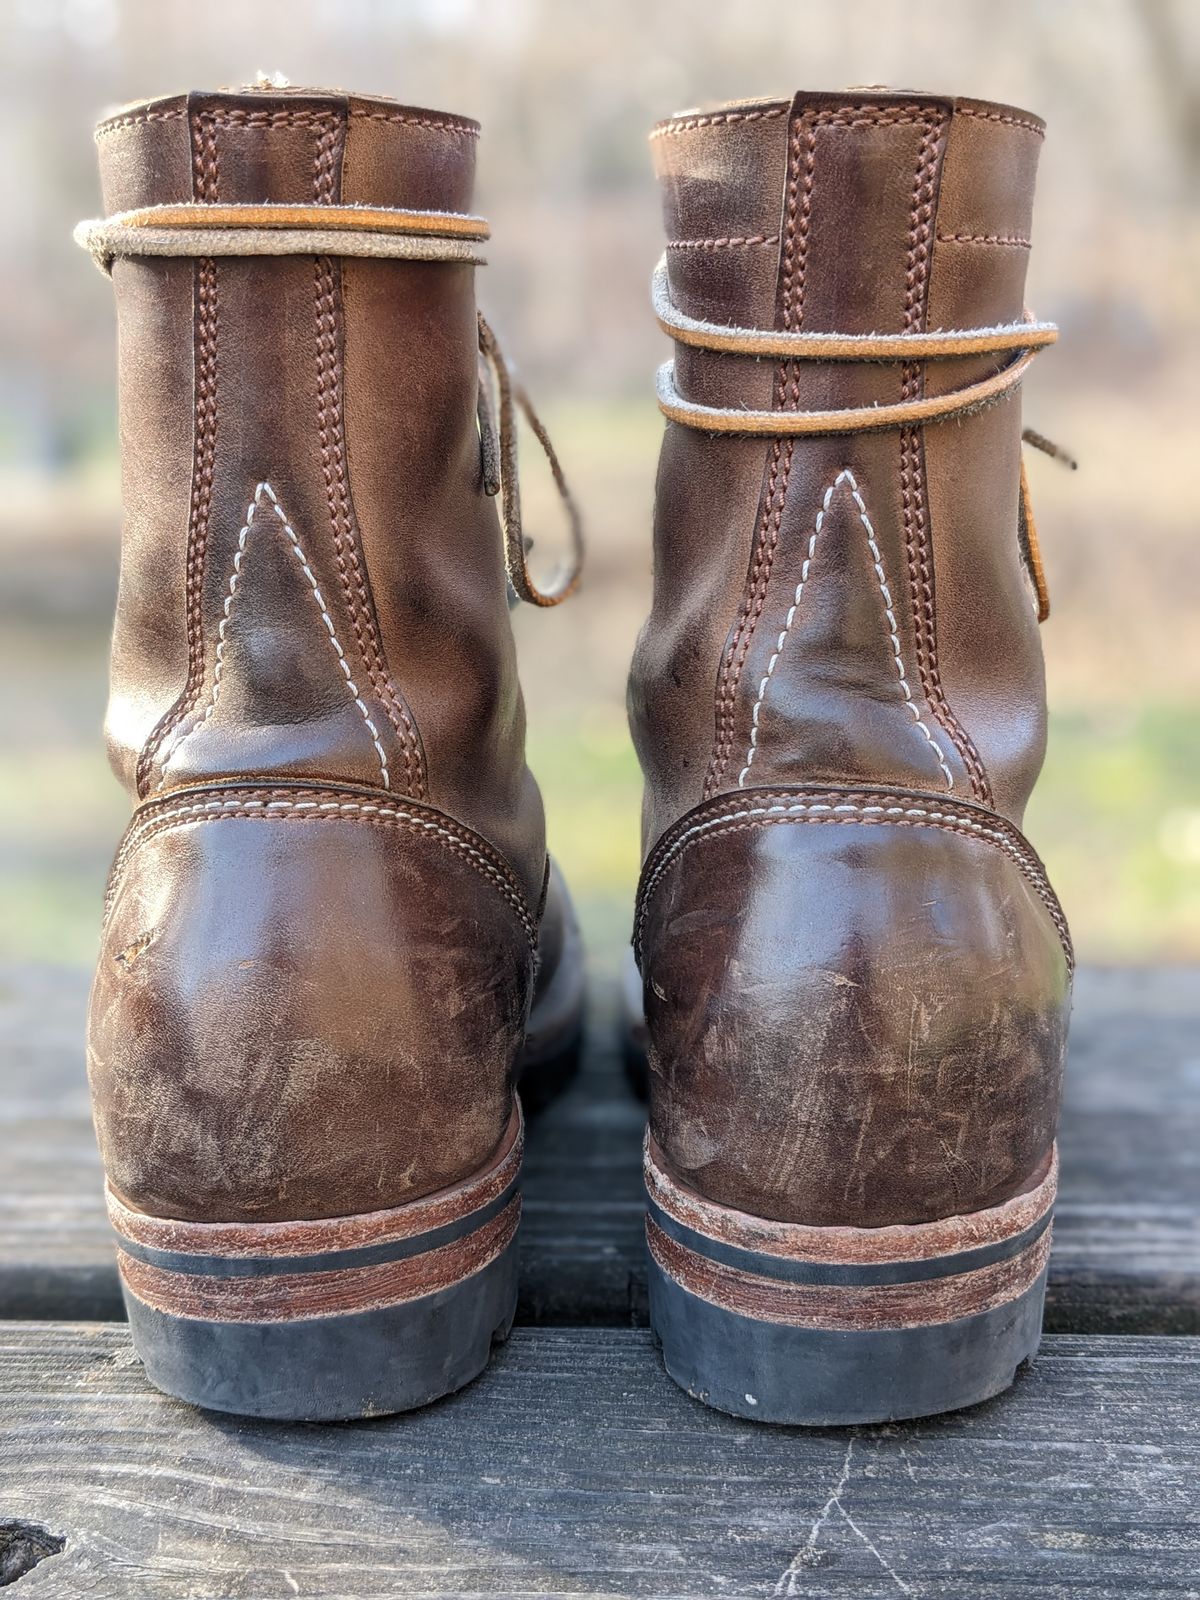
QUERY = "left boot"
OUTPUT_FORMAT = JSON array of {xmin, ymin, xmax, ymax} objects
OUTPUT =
[{"xmin": 76, "ymin": 84, "xmax": 584, "ymax": 1419}]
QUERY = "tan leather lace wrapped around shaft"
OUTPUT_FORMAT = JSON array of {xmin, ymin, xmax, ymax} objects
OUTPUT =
[
  {"xmin": 74, "ymin": 201, "xmax": 584, "ymax": 609},
  {"xmin": 110, "ymin": 202, "xmax": 490, "ymax": 237},
  {"xmin": 651, "ymin": 256, "xmax": 1057, "ymax": 436},
  {"xmin": 652, "ymin": 255, "xmax": 1069, "ymax": 617},
  {"xmin": 74, "ymin": 202, "xmax": 490, "ymax": 272},
  {"xmin": 656, "ymin": 351, "xmax": 1041, "ymax": 436},
  {"xmin": 652, "ymin": 260, "xmax": 1058, "ymax": 362}
]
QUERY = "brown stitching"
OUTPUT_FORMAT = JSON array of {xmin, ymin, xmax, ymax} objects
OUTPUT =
[
  {"xmin": 936, "ymin": 232, "xmax": 1031, "ymax": 248},
  {"xmin": 95, "ymin": 107, "xmax": 186, "ymax": 136},
  {"xmin": 355, "ymin": 110, "xmax": 477, "ymax": 136},
  {"xmin": 634, "ymin": 790, "xmax": 1072, "ymax": 968},
  {"xmin": 310, "ymin": 116, "xmax": 426, "ymax": 798},
  {"xmin": 653, "ymin": 104, "xmax": 938, "ymax": 141},
  {"xmin": 780, "ymin": 115, "xmax": 816, "ymax": 333},
  {"xmin": 207, "ymin": 107, "xmax": 477, "ymax": 137},
  {"xmin": 956, "ymin": 107, "xmax": 1044, "ymax": 136},
  {"xmin": 313, "ymin": 261, "xmax": 425, "ymax": 794},
  {"xmin": 211, "ymin": 108, "xmax": 333, "ymax": 129},
  {"xmin": 667, "ymin": 234, "xmax": 779, "ymax": 251},
  {"xmin": 96, "ymin": 106, "xmax": 477, "ymax": 139},
  {"xmin": 707, "ymin": 116, "xmax": 804, "ymax": 792},
  {"xmin": 807, "ymin": 106, "xmax": 934, "ymax": 128},
  {"xmin": 104, "ymin": 791, "xmax": 537, "ymax": 946},
  {"xmin": 136, "ymin": 111, "xmax": 220, "ymax": 795},
  {"xmin": 651, "ymin": 107, "xmax": 787, "ymax": 139},
  {"xmin": 901, "ymin": 119, "xmax": 938, "ymax": 334},
  {"xmin": 705, "ymin": 105, "xmax": 951, "ymax": 795},
  {"xmin": 313, "ymin": 112, "xmax": 338, "ymax": 205},
  {"xmin": 706, "ymin": 108, "xmax": 816, "ymax": 795},
  {"xmin": 898, "ymin": 113, "xmax": 994, "ymax": 804},
  {"xmin": 710, "ymin": 443, "xmax": 784, "ymax": 797}
]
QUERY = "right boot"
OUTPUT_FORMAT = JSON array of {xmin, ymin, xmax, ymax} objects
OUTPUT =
[
  {"xmin": 629, "ymin": 90, "xmax": 1072, "ymax": 1425},
  {"xmin": 78, "ymin": 85, "xmax": 585, "ymax": 1420}
]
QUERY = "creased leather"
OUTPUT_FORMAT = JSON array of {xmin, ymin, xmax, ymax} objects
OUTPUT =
[{"xmin": 632, "ymin": 92, "xmax": 1071, "ymax": 1230}]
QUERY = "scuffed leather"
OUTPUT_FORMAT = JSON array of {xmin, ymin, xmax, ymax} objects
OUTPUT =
[
  {"xmin": 86, "ymin": 87, "xmax": 565, "ymax": 1226},
  {"xmin": 638, "ymin": 789, "xmax": 1070, "ymax": 1227},
  {"xmin": 631, "ymin": 92, "xmax": 1071, "ymax": 1230},
  {"xmin": 90, "ymin": 798, "xmax": 535, "ymax": 1222}
]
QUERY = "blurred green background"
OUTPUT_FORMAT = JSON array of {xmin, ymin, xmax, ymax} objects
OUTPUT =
[{"xmin": 1, "ymin": 0, "xmax": 1198, "ymax": 976}]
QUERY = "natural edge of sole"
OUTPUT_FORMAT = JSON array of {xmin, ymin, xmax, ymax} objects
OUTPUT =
[
  {"xmin": 108, "ymin": 1108, "xmax": 524, "ymax": 1421},
  {"xmin": 644, "ymin": 1135, "xmax": 1057, "ymax": 1426}
]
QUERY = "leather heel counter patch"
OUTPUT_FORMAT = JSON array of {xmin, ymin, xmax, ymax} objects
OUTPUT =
[
  {"xmin": 636, "ymin": 784, "xmax": 1071, "ymax": 972},
  {"xmin": 90, "ymin": 787, "xmax": 536, "ymax": 1222},
  {"xmin": 635, "ymin": 789, "xmax": 1071, "ymax": 1228}
]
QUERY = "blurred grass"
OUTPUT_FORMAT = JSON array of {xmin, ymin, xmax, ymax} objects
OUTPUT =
[
  {"xmin": 527, "ymin": 713, "xmax": 644, "ymax": 979},
  {"xmin": 1026, "ymin": 704, "xmax": 1200, "ymax": 962}
]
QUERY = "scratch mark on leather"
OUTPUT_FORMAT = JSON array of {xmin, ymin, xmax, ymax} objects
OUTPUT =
[
  {"xmin": 737, "ymin": 468, "xmax": 954, "ymax": 789},
  {"xmin": 114, "ymin": 930, "xmax": 154, "ymax": 970},
  {"xmin": 157, "ymin": 481, "xmax": 390, "ymax": 789}
]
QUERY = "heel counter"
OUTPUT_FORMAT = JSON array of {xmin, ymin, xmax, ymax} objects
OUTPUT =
[
  {"xmin": 636, "ymin": 788, "xmax": 1071, "ymax": 1228},
  {"xmin": 88, "ymin": 785, "xmax": 538, "ymax": 1222}
]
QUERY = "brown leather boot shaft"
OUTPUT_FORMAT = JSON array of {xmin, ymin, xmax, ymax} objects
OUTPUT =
[
  {"xmin": 633, "ymin": 91, "xmax": 1050, "ymax": 835},
  {"xmin": 86, "ymin": 89, "xmax": 576, "ymax": 1231},
  {"xmin": 631, "ymin": 92, "xmax": 1072, "ymax": 1232},
  {"xmin": 97, "ymin": 88, "xmax": 543, "ymax": 895}
]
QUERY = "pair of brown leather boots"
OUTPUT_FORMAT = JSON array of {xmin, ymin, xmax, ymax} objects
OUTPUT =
[{"xmin": 80, "ymin": 84, "xmax": 1071, "ymax": 1425}]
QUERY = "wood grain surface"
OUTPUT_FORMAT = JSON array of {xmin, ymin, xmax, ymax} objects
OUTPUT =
[{"xmin": 0, "ymin": 1323, "xmax": 1197, "ymax": 1598}]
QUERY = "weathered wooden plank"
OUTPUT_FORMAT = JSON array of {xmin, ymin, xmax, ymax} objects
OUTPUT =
[
  {"xmin": 1044, "ymin": 966, "xmax": 1200, "ymax": 1333},
  {"xmin": 2, "ymin": 965, "xmax": 1197, "ymax": 1330},
  {"xmin": 0, "ymin": 1323, "xmax": 1196, "ymax": 1598}
]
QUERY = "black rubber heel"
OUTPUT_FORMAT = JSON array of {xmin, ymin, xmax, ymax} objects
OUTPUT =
[
  {"xmin": 644, "ymin": 1136, "xmax": 1057, "ymax": 1426},
  {"xmin": 110, "ymin": 1110, "xmax": 524, "ymax": 1421},
  {"xmin": 647, "ymin": 1255, "xmax": 1046, "ymax": 1425}
]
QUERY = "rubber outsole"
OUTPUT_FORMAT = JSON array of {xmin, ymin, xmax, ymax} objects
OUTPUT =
[
  {"xmin": 122, "ymin": 1240, "xmax": 518, "ymax": 1421},
  {"xmin": 648, "ymin": 1255, "xmax": 1047, "ymax": 1425},
  {"xmin": 644, "ymin": 1136, "xmax": 1057, "ymax": 1426},
  {"xmin": 110, "ymin": 1109, "xmax": 525, "ymax": 1421}
]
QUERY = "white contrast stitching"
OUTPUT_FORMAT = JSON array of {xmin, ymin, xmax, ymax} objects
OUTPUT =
[
  {"xmin": 737, "ymin": 468, "xmax": 955, "ymax": 790},
  {"xmin": 635, "ymin": 798, "xmax": 1072, "ymax": 965},
  {"xmin": 259, "ymin": 484, "xmax": 390, "ymax": 788},
  {"xmin": 105, "ymin": 793, "xmax": 537, "ymax": 945},
  {"xmin": 157, "ymin": 481, "xmax": 390, "ymax": 790}
]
